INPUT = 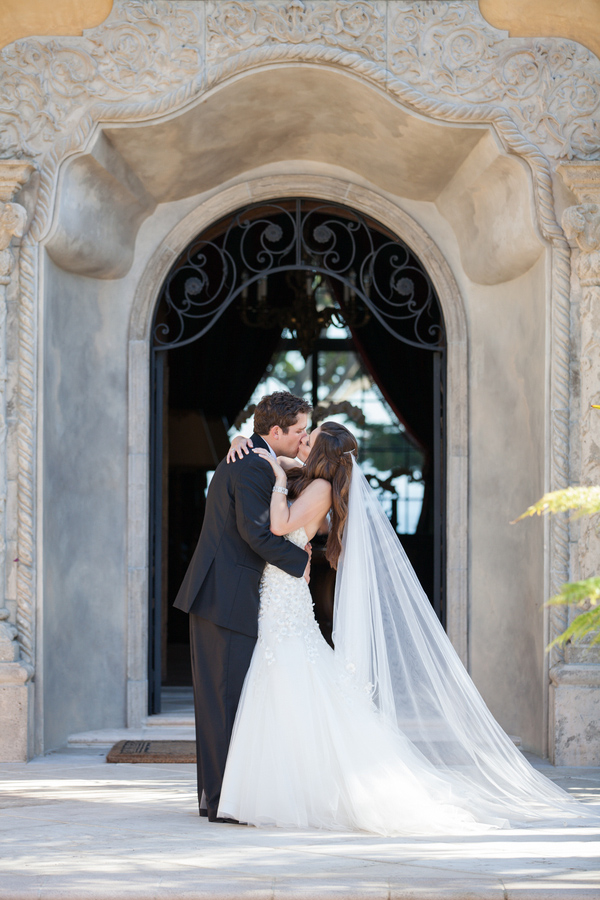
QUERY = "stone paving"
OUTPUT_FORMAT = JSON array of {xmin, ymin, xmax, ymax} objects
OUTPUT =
[{"xmin": 1, "ymin": 748, "xmax": 599, "ymax": 900}]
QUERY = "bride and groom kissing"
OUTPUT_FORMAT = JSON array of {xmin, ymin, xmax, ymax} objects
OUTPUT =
[{"xmin": 174, "ymin": 391, "xmax": 591, "ymax": 834}]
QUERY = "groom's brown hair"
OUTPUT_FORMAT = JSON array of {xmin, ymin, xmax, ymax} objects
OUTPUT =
[{"xmin": 254, "ymin": 391, "xmax": 311, "ymax": 435}]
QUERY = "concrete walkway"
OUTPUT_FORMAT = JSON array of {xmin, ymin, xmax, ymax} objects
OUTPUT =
[{"xmin": 1, "ymin": 748, "xmax": 600, "ymax": 900}]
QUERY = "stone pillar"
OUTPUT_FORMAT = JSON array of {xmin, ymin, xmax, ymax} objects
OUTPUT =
[
  {"xmin": 550, "ymin": 163, "xmax": 600, "ymax": 765},
  {"xmin": 0, "ymin": 162, "xmax": 34, "ymax": 761}
]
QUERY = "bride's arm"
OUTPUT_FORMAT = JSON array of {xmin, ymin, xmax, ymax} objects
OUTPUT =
[
  {"xmin": 253, "ymin": 449, "xmax": 331, "ymax": 535},
  {"xmin": 270, "ymin": 478, "xmax": 332, "ymax": 536},
  {"xmin": 227, "ymin": 436, "xmax": 298, "ymax": 470},
  {"xmin": 277, "ymin": 456, "xmax": 302, "ymax": 472}
]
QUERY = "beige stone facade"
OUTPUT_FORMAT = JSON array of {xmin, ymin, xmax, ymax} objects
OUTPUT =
[{"xmin": 0, "ymin": 0, "xmax": 599, "ymax": 764}]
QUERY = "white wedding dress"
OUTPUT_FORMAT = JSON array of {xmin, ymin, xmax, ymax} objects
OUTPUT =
[{"xmin": 218, "ymin": 462, "xmax": 594, "ymax": 834}]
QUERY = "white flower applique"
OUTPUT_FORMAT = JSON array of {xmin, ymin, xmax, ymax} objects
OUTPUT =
[{"xmin": 257, "ymin": 526, "xmax": 320, "ymax": 665}]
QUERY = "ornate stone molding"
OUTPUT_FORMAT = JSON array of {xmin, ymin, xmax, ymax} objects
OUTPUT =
[
  {"xmin": 0, "ymin": 163, "xmax": 33, "ymax": 682},
  {"xmin": 559, "ymin": 162, "xmax": 600, "ymax": 203},
  {"xmin": 558, "ymin": 164, "xmax": 600, "ymax": 670},
  {"xmin": 0, "ymin": 161, "xmax": 34, "ymax": 202},
  {"xmin": 387, "ymin": 2, "xmax": 600, "ymax": 161},
  {"xmin": 206, "ymin": 0, "xmax": 386, "ymax": 62},
  {"xmin": 561, "ymin": 162, "xmax": 600, "ymax": 288},
  {"xmin": 0, "ymin": 202, "xmax": 26, "ymax": 278},
  {"xmin": 0, "ymin": 1, "xmax": 204, "ymax": 161},
  {"xmin": 0, "ymin": 607, "xmax": 33, "ymax": 680},
  {"xmin": 0, "ymin": 1, "xmax": 591, "ymax": 253},
  {"xmin": 563, "ymin": 203, "xmax": 600, "ymax": 285},
  {"xmin": 14, "ymin": 234, "xmax": 36, "ymax": 668},
  {"xmin": 551, "ymin": 664, "xmax": 600, "ymax": 687}
]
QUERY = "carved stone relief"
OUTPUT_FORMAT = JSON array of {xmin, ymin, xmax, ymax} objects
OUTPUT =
[
  {"xmin": 0, "ymin": 0, "xmax": 204, "ymax": 160},
  {"xmin": 563, "ymin": 203, "xmax": 600, "ymax": 286},
  {"xmin": 0, "ymin": 203, "xmax": 26, "ymax": 267},
  {"xmin": 0, "ymin": 1, "xmax": 598, "ymax": 169},
  {"xmin": 560, "ymin": 167, "xmax": 600, "ymax": 668},
  {"xmin": 0, "ymin": 162, "xmax": 33, "ymax": 694},
  {"xmin": 388, "ymin": 2, "xmax": 600, "ymax": 161},
  {"xmin": 206, "ymin": 0, "xmax": 386, "ymax": 62}
]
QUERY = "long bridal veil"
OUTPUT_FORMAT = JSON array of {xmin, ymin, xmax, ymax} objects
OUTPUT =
[{"xmin": 333, "ymin": 458, "xmax": 592, "ymax": 823}]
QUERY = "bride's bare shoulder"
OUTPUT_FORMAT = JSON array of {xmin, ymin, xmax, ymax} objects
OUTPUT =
[{"xmin": 300, "ymin": 478, "xmax": 332, "ymax": 499}]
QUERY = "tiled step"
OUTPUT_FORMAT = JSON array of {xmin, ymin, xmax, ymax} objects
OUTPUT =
[
  {"xmin": 68, "ymin": 686, "xmax": 196, "ymax": 745},
  {"xmin": 67, "ymin": 724, "xmax": 196, "ymax": 746}
]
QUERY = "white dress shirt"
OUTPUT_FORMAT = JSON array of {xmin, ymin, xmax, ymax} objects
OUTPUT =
[{"xmin": 262, "ymin": 438, "xmax": 277, "ymax": 460}]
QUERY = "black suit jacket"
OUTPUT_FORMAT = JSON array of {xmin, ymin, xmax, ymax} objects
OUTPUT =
[{"xmin": 173, "ymin": 434, "xmax": 308, "ymax": 637}]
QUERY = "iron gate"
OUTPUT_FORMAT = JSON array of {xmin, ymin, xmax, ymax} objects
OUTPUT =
[{"xmin": 149, "ymin": 199, "xmax": 446, "ymax": 714}]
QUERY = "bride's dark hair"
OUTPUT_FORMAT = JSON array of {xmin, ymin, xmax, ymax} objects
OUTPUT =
[{"xmin": 287, "ymin": 421, "xmax": 358, "ymax": 569}]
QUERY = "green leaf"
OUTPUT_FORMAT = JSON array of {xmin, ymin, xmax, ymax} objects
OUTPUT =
[
  {"xmin": 513, "ymin": 486, "xmax": 600, "ymax": 523},
  {"xmin": 547, "ymin": 576, "xmax": 600, "ymax": 608},
  {"xmin": 547, "ymin": 606, "xmax": 600, "ymax": 650}
]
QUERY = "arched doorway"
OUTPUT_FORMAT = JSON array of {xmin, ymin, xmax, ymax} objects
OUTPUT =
[{"xmin": 148, "ymin": 198, "xmax": 446, "ymax": 713}]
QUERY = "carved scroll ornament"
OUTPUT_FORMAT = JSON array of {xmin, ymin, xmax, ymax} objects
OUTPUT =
[
  {"xmin": 388, "ymin": 1, "xmax": 600, "ymax": 161},
  {"xmin": 206, "ymin": 0, "xmax": 386, "ymax": 61},
  {"xmin": 0, "ymin": 202, "xmax": 27, "ymax": 280},
  {"xmin": 563, "ymin": 203, "xmax": 600, "ymax": 286},
  {"xmin": 0, "ymin": 0, "xmax": 204, "ymax": 160}
]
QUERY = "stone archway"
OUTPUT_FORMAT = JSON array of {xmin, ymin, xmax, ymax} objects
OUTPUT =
[{"xmin": 126, "ymin": 173, "xmax": 469, "ymax": 728}]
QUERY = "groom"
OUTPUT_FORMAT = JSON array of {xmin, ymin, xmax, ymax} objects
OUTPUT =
[{"xmin": 173, "ymin": 391, "xmax": 312, "ymax": 822}]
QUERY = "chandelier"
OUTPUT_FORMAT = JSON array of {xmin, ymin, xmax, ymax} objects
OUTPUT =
[{"xmin": 239, "ymin": 269, "xmax": 371, "ymax": 359}]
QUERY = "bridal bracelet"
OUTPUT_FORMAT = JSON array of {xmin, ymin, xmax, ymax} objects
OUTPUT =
[{"xmin": 272, "ymin": 486, "xmax": 288, "ymax": 495}]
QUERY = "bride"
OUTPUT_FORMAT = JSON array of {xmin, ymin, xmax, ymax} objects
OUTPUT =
[{"xmin": 219, "ymin": 421, "xmax": 594, "ymax": 834}]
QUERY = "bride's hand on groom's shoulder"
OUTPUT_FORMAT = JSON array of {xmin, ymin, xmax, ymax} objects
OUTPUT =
[{"xmin": 226, "ymin": 435, "xmax": 253, "ymax": 463}]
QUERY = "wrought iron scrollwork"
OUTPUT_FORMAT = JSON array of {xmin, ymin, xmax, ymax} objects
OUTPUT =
[{"xmin": 153, "ymin": 198, "xmax": 444, "ymax": 352}]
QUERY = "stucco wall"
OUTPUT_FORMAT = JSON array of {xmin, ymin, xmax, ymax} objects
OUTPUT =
[
  {"xmin": 391, "ymin": 196, "xmax": 548, "ymax": 751},
  {"xmin": 42, "ymin": 256, "xmax": 129, "ymax": 749},
  {"xmin": 468, "ymin": 255, "xmax": 547, "ymax": 749}
]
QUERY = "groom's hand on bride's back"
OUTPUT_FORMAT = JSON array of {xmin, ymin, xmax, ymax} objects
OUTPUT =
[{"xmin": 303, "ymin": 542, "xmax": 312, "ymax": 584}]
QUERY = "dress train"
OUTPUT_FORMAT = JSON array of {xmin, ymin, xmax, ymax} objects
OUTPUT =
[{"xmin": 219, "ymin": 528, "xmax": 504, "ymax": 835}]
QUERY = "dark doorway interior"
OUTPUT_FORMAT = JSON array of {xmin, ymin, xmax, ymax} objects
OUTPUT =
[{"xmin": 150, "ymin": 199, "xmax": 445, "ymax": 712}]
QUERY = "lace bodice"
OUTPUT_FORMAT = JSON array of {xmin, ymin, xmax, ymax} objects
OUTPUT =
[
  {"xmin": 281, "ymin": 526, "xmax": 308, "ymax": 550},
  {"xmin": 258, "ymin": 526, "xmax": 322, "ymax": 665}
]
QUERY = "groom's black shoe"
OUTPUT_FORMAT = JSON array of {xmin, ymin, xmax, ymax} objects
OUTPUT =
[
  {"xmin": 199, "ymin": 808, "xmax": 208, "ymax": 817},
  {"xmin": 208, "ymin": 814, "xmax": 241, "ymax": 824}
]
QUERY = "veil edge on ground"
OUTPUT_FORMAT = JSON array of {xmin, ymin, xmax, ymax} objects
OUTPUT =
[{"xmin": 332, "ymin": 459, "xmax": 594, "ymax": 823}]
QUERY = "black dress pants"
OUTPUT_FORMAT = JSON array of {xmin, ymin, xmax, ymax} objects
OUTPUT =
[{"xmin": 189, "ymin": 614, "xmax": 256, "ymax": 819}]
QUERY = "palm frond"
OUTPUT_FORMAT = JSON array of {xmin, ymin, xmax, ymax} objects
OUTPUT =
[{"xmin": 513, "ymin": 486, "xmax": 600, "ymax": 523}]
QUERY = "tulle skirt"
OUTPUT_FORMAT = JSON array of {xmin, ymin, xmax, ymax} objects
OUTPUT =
[{"xmin": 218, "ymin": 623, "xmax": 506, "ymax": 835}]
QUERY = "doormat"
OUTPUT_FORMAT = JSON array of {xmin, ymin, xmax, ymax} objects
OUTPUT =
[{"xmin": 106, "ymin": 740, "xmax": 196, "ymax": 764}]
